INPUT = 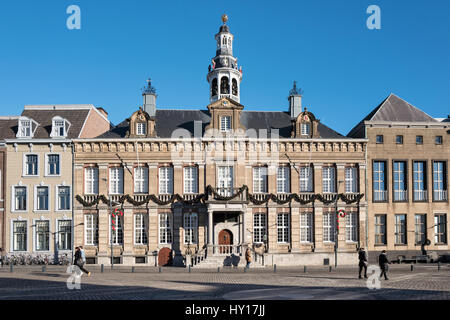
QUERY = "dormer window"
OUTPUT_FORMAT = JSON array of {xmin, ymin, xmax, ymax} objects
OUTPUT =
[
  {"xmin": 50, "ymin": 116, "xmax": 71, "ymax": 138},
  {"xmin": 220, "ymin": 116, "xmax": 231, "ymax": 132},
  {"xmin": 301, "ymin": 123, "xmax": 310, "ymax": 136},
  {"xmin": 136, "ymin": 123, "xmax": 146, "ymax": 136},
  {"xmin": 17, "ymin": 116, "xmax": 38, "ymax": 139}
]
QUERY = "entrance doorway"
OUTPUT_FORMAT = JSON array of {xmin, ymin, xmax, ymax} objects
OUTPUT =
[{"xmin": 218, "ymin": 229, "xmax": 233, "ymax": 254}]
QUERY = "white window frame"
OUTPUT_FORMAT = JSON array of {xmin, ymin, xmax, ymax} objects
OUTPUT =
[
  {"xmin": 17, "ymin": 116, "xmax": 38, "ymax": 139},
  {"xmin": 34, "ymin": 219, "xmax": 50, "ymax": 252},
  {"xmin": 159, "ymin": 212, "xmax": 173, "ymax": 244},
  {"xmin": 433, "ymin": 161, "xmax": 445, "ymax": 200},
  {"xmin": 322, "ymin": 166, "xmax": 336, "ymax": 194},
  {"xmin": 55, "ymin": 185, "xmax": 71, "ymax": 211},
  {"xmin": 45, "ymin": 153, "xmax": 61, "ymax": 176},
  {"xmin": 301, "ymin": 123, "xmax": 310, "ymax": 136},
  {"xmin": 11, "ymin": 185, "xmax": 28, "ymax": 212},
  {"xmin": 323, "ymin": 212, "xmax": 336, "ymax": 243},
  {"xmin": 11, "ymin": 220, "xmax": 27, "ymax": 252},
  {"xmin": 109, "ymin": 167, "xmax": 124, "ymax": 195},
  {"xmin": 50, "ymin": 116, "xmax": 71, "ymax": 138},
  {"xmin": 220, "ymin": 116, "xmax": 232, "ymax": 132},
  {"xmin": 393, "ymin": 161, "xmax": 407, "ymax": 201},
  {"xmin": 345, "ymin": 212, "xmax": 358, "ymax": 243},
  {"xmin": 136, "ymin": 122, "xmax": 147, "ymax": 136},
  {"xmin": 253, "ymin": 166, "xmax": 268, "ymax": 194},
  {"xmin": 34, "ymin": 185, "xmax": 50, "ymax": 212},
  {"xmin": 277, "ymin": 213, "xmax": 290, "ymax": 243},
  {"xmin": 414, "ymin": 214, "xmax": 426, "ymax": 245},
  {"xmin": 413, "ymin": 161, "xmax": 426, "ymax": 201},
  {"xmin": 277, "ymin": 166, "xmax": 290, "ymax": 194},
  {"xmin": 159, "ymin": 166, "xmax": 174, "ymax": 195},
  {"xmin": 23, "ymin": 153, "xmax": 39, "ymax": 177},
  {"xmin": 217, "ymin": 165, "xmax": 233, "ymax": 196},
  {"xmin": 434, "ymin": 214, "xmax": 447, "ymax": 244},
  {"xmin": 134, "ymin": 166, "xmax": 149, "ymax": 194},
  {"xmin": 300, "ymin": 166, "xmax": 313, "ymax": 192},
  {"xmin": 84, "ymin": 214, "xmax": 98, "ymax": 246},
  {"xmin": 253, "ymin": 213, "xmax": 267, "ymax": 244},
  {"xmin": 375, "ymin": 214, "xmax": 387, "ymax": 245},
  {"xmin": 184, "ymin": 166, "xmax": 198, "ymax": 194},
  {"xmin": 109, "ymin": 213, "xmax": 124, "ymax": 245},
  {"xmin": 134, "ymin": 213, "xmax": 148, "ymax": 245},
  {"xmin": 395, "ymin": 214, "xmax": 407, "ymax": 245},
  {"xmin": 345, "ymin": 166, "xmax": 358, "ymax": 193},
  {"xmin": 184, "ymin": 212, "xmax": 198, "ymax": 244},
  {"xmin": 84, "ymin": 166, "xmax": 99, "ymax": 195},
  {"xmin": 300, "ymin": 212, "xmax": 313, "ymax": 243},
  {"xmin": 56, "ymin": 219, "xmax": 72, "ymax": 251}
]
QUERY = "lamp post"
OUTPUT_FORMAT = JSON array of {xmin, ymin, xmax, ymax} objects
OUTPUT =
[
  {"xmin": 101, "ymin": 178, "xmax": 113, "ymax": 269},
  {"xmin": 334, "ymin": 180, "xmax": 343, "ymax": 268}
]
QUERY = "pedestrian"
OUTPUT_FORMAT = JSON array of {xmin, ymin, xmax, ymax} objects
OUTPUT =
[
  {"xmin": 378, "ymin": 250, "xmax": 390, "ymax": 280},
  {"xmin": 245, "ymin": 247, "xmax": 252, "ymax": 269},
  {"xmin": 358, "ymin": 247, "xmax": 368, "ymax": 279},
  {"xmin": 74, "ymin": 246, "xmax": 90, "ymax": 276},
  {"xmin": 0, "ymin": 248, "xmax": 4, "ymax": 267}
]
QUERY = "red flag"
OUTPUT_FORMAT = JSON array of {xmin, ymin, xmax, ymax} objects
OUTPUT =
[{"xmin": 212, "ymin": 59, "xmax": 216, "ymax": 69}]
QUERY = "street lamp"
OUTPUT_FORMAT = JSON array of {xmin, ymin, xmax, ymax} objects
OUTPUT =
[
  {"xmin": 101, "ymin": 178, "xmax": 114, "ymax": 269},
  {"xmin": 334, "ymin": 180, "xmax": 343, "ymax": 268}
]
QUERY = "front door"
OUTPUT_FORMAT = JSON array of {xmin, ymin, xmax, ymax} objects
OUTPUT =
[
  {"xmin": 158, "ymin": 247, "xmax": 173, "ymax": 266},
  {"xmin": 218, "ymin": 229, "xmax": 233, "ymax": 254}
]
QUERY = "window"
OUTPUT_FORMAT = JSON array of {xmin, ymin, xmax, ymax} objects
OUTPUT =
[
  {"xmin": 58, "ymin": 220, "xmax": 72, "ymax": 250},
  {"xmin": 134, "ymin": 166, "xmax": 149, "ymax": 194},
  {"xmin": 159, "ymin": 213, "xmax": 172, "ymax": 244},
  {"xmin": 134, "ymin": 214, "xmax": 148, "ymax": 245},
  {"xmin": 323, "ymin": 212, "xmax": 336, "ymax": 242},
  {"xmin": 416, "ymin": 135, "xmax": 423, "ymax": 145},
  {"xmin": 17, "ymin": 117, "xmax": 34, "ymax": 138},
  {"xmin": 413, "ymin": 161, "xmax": 427, "ymax": 201},
  {"xmin": 376, "ymin": 135, "xmax": 383, "ymax": 144},
  {"xmin": 14, "ymin": 186, "xmax": 27, "ymax": 211},
  {"xmin": 25, "ymin": 154, "xmax": 38, "ymax": 176},
  {"xmin": 415, "ymin": 214, "xmax": 426, "ymax": 245},
  {"xmin": 220, "ymin": 116, "xmax": 231, "ymax": 132},
  {"xmin": 136, "ymin": 123, "xmax": 146, "ymax": 135},
  {"xmin": 375, "ymin": 214, "xmax": 387, "ymax": 245},
  {"xmin": 184, "ymin": 166, "xmax": 198, "ymax": 194},
  {"xmin": 373, "ymin": 161, "xmax": 387, "ymax": 201},
  {"xmin": 395, "ymin": 215, "xmax": 407, "ymax": 245},
  {"xmin": 433, "ymin": 161, "xmax": 447, "ymax": 201},
  {"xmin": 184, "ymin": 213, "xmax": 198, "ymax": 244},
  {"xmin": 301, "ymin": 123, "xmax": 310, "ymax": 136},
  {"xmin": 109, "ymin": 167, "xmax": 124, "ymax": 194},
  {"xmin": 36, "ymin": 186, "xmax": 49, "ymax": 211},
  {"xmin": 50, "ymin": 116, "xmax": 70, "ymax": 138},
  {"xmin": 435, "ymin": 136, "xmax": 443, "ymax": 145},
  {"xmin": 277, "ymin": 213, "xmax": 290, "ymax": 243},
  {"xmin": 300, "ymin": 166, "xmax": 313, "ymax": 192},
  {"xmin": 85, "ymin": 167, "xmax": 99, "ymax": 195},
  {"xmin": 396, "ymin": 135, "xmax": 403, "ymax": 144},
  {"xmin": 300, "ymin": 213, "xmax": 313, "ymax": 243},
  {"xmin": 13, "ymin": 221, "xmax": 27, "ymax": 251},
  {"xmin": 35, "ymin": 220, "xmax": 50, "ymax": 251},
  {"xmin": 434, "ymin": 214, "xmax": 447, "ymax": 244},
  {"xmin": 322, "ymin": 166, "xmax": 336, "ymax": 193},
  {"xmin": 110, "ymin": 214, "xmax": 123, "ymax": 245},
  {"xmin": 276, "ymin": 166, "xmax": 290, "ymax": 194},
  {"xmin": 345, "ymin": 166, "xmax": 358, "ymax": 193},
  {"xmin": 159, "ymin": 166, "xmax": 173, "ymax": 194},
  {"xmin": 253, "ymin": 213, "xmax": 267, "ymax": 243},
  {"xmin": 57, "ymin": 186, "xmax": 70, "ymax": 210},
  {"xmin": 393, "ymin": 161, "xmax": 407, "ymax": 201},
  {"xmin": 346, "ymin": 212, "xmax": 358, "ymax": 242},
  {"xmin": 218, "ymin": 166, "xmax": 233, "ymax": 196},
  {"xmin": 46, "ymin": 154, "xmax": 60, "ymax": 175},
  {"xmin": 253, "ymin": 166, "xmax": 268, "ymax": 193},
  {"xmin": 84, "ymin": 214, "xmax": 98, "ymax": 245}
]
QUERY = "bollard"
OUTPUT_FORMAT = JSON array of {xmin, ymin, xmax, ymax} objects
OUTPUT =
[
  {"xmin": 131, "ymin": 266, "xmax": 135, "ymax": 273},
  {"xmin": 329, "ymin": 266, "xmax": 332, "ymax": 272},
  {"xmin": 10, "ymin": 264, "xmax": 13, "ymax": 273},
  {"xmin": 159, "ymin": 267, "xmax": 162, "ymax": 273},
  {"xmin": 411, "ymin": 265, "xmax": 414, "ymax": 272},
  {"xmin": 42, "ymin": 265, "xmax": 46, "ymax": 272},
  {"xmin": 101, "ymin": 264, "xmax": 104, "ymax": 273},
  {"xmin": 304, "ymin": 266, "xmax": 307, "ymax": 273},
  {"xmin": 217, "ymin": 267, "xmax": 220, "ymax": 273},
  {"xmin": 438, "ymin": 262, "xmax": 441, "ymax": 271},
  {"xmin": 274, "ymin": 264, "xmax": 277, "ymax": 273},
  {"xmin": 188, "ymin": 265, "xmax": 191, "ymax": 273}
]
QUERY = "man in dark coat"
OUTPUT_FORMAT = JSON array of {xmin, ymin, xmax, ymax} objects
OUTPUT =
[
  {"xmin": 74, "ymin": 247, "xmax": 90, "ymax": 276},
  {"xmin": 358, "ymin": 247, "xmax": 368, "ymax": 279},
  {"xmin": 378, "ymin": 250, "xmax": 391, "ymax": 280}
]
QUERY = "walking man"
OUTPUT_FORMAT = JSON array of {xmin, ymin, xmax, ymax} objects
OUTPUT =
[
  {"xmin": 378, "ymin": 250, "xmax": 390, "ymax": 280},
  {"xmin": 358, "ymin": 247, "xmax": 368, "ymax": 279},
  {"xmin": 0, "ymin": 248, "xmax": 4, "ymax": 267},
  {"xmin": 245, "ymin": 247, "xmax": 252, "ymax": 269},
  {"xmin": 74, "ymin": 247, "xmax": 91, "ymax": 276}
]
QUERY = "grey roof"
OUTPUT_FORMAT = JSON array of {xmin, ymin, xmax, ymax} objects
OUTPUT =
[
  {"xmin": 347, "ymin": 94, "xmax": 438, "ymax": 138},
  {"xmin": 0, "ymin": 118, "xmax": 20, "ymax": 139},
  {"xmin": 98, "ymin": 109, "xmax": 344, "ymax": 139}
]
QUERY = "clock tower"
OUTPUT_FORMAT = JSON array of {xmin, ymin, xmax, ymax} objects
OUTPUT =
[{"xmin": 207, "ymin": 14, "xmax": 242, "ymax": 104}]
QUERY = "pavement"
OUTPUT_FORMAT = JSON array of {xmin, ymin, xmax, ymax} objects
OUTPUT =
[{"xmin": 0, "ymin": 264, "xmax": 449, "ymax": 300}]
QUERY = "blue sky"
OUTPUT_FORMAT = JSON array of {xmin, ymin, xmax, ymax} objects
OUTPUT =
[{"xmin": 0, "ymin": 0, "xmax": 449, "ymax": 135}]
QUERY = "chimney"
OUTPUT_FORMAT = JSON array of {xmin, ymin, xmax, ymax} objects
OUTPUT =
[
  {"xmin": 288, "ymin": 81, "xmax": 303, "ymax": 119},
  {"xmin": 96, "ymin": 107, "xmax": 108, "ymax": 119},
  {"xmin": 142, "ymin": 78, "xmax": 157, "ymax": 117}
]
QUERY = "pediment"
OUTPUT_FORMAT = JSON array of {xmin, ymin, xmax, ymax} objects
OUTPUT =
[{"xmin": 207, "ymin": 97, "xmax": 244, "ymax": 111}]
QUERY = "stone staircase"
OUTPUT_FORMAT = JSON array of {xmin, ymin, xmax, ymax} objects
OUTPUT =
[{"xmin": 191, "ymin": 253, "xmax": 265, "ymax": 269}]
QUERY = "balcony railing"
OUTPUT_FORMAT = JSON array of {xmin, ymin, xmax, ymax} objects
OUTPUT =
[
  {"xmin": 394, "ymin": 190, "xmax": 407, "ymax": 202},
  {"xmin": 212, "ymin": 245, "xmax": 242, "ymax": 255},
  {"xmin": 83, "ymin": 195, "xmax": 99, "ymax": 203},
  {"xmin": 413, "ymin": 190, "xmax": 428, "ymax": 201},
  {"xmin": 298, "ymin": 192, "xmax": 315, "ymax": 202},
  {"xmin": 322, "ymin": 193, "xmax": 338, "ymax": 202},
  {"xmin": 210, "ymin": 187, "xmax": 247, "ymax": 202},
  {"xmin": 344, "ymin": 192, "xmax": 360, "ymax": 202},
  {"xmin": 374, "ymin": 190, "xmax": 387, "ymax": 202},
  {"xmin": 434, "ymin": 190, "xmax": 448, "ymax": 201}
]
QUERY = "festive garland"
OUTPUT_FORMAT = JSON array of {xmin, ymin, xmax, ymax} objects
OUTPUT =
[{"xmin": 76, "ymin": 186, "xmax": 364, "ymax": 207}]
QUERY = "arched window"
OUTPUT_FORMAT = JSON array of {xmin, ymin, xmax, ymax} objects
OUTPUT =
[
  {"xmin": 222, "ymin": 37, "xmax": 226, "ymax": 45},
  {"xmin": 232, "ymin": 79, "xmax": 238, "ymax": 96},
  {"xmin": 220, "ymin": 77, "xmax": 230, "ymax": 94},
  {"xmin": 212, "ymin": 78, "xmax": 218, "ymax": 96}
]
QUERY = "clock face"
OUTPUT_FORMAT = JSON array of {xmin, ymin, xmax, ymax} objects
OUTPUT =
[
  {"xmin": 304, "ymin": 115, "xmax": 309, "ymax": 121},
  {"xmin": 221, "ymin": 58, "xmax": 228, "ymax": 67}
]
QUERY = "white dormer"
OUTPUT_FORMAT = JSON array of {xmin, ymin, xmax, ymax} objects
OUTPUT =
[
  {"xmin": 50, "ymin": 116, "xmax": 71, "ymax": 138},
  {"xmin": 16, "ymin": 116, "xmax": 38, "ymax": 139}
]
